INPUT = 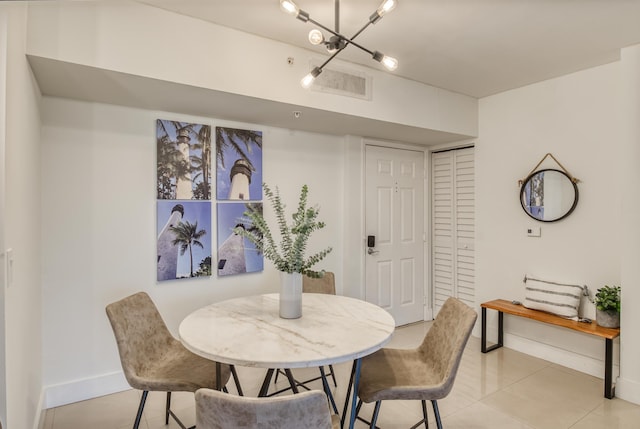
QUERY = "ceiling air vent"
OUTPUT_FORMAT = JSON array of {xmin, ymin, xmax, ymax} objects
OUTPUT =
[{"xmin": 310, "ymin": 63, "xmax": 372, "ymax": 100}]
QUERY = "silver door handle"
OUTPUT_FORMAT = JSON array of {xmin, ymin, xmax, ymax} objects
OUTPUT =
[{"xmin": 367, "ymin": 247, "xmax": 379, "ymax": 255}]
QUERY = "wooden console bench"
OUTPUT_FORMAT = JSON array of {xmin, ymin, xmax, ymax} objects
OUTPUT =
[{"xmin": 481, "ymin": 299, "xmax": 620, "ymax": 399}]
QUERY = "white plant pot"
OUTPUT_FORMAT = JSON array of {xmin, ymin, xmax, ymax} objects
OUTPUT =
[{"xmin": 280, "ymin": 272, "xmax": 302, "ymax": 319}]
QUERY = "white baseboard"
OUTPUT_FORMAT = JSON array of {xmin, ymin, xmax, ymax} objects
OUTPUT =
[
  {"xmin": 43, "ymin": 371, "xmax": 130, "ymax": 409},
  {"xmin": 504, "ymin": 333, "xmax": 619, "ymax": 381},
  {"xmin": 615, "ymin": 377, "xmax": 640, "ymax": 404},
  {"xmin": 39, "ymin": 338, "xmax": 637, "ymax": 413}
]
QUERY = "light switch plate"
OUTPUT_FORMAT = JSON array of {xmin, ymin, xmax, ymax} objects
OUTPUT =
[
  {"xmin": 527, "ymin": 227, "xmax": 541, "ymax": 237},
  {"xmin": 3, "ymin": 248, "xmax": 13, "ymax": 288}
]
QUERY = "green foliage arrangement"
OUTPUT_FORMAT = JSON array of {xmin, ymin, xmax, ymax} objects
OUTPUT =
[
  {"xmin": 595, "ymin": 285, "xmax": 621, "ymax": 313},
  {"xmin": 235, "ymin": 183, "xmax": 332, "ymax": 277}
]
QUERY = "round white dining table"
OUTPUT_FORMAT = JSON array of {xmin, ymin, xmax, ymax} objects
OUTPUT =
[{"xmin": 179, "ymin": 293, "xmax": 395, "ymax": 429}]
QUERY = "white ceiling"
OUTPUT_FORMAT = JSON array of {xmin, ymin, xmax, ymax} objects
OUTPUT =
[{"xmin": 136, "ymin": 0, "xmax": 640, "ymax": 98}]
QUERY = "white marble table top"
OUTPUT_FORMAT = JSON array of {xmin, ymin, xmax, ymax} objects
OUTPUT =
[{"xmin": 179, "ymin": 293, "xmax": 395, "ymax": 368}]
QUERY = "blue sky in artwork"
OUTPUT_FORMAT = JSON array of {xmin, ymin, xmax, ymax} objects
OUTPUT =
[
  {"xmin": 157, "ymin": 200, "xmax": 212, "ymax": 278},
  {"xmin": 216, "ymin": 128, "xmax": 263, "ymax": 201},
  {"xmin": 217, "ymin": 202, "xmax": 264, "ymax": 273}
]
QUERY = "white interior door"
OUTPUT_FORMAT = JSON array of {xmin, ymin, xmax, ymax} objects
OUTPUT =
[{"xmin": 365, "ymin": 145, "xmax": 425, "ymax": 326}]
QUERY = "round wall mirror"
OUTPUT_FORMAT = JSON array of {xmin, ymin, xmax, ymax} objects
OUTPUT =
[{"xmin": 520, "ymin": 169, "xmax": 578, "ymax": 222}]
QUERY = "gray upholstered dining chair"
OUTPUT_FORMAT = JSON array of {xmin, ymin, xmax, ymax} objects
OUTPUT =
[
  {"xmin": 106, "ymin": 292, "xmax": 240, "ymax": 429},
  {"xmin": 196, "ymin": 388, "xmax": 340, "ymax": 429},
  {"xmin": 303, "ymin": 271, "xmax": 336, "ymax": 295},
  {"xmin": 355, "ymin": 297, "xmax": 477, "ymax": 429}
]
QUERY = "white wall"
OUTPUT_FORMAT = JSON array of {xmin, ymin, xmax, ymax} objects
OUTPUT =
[
  {"xmin": 1, "ymin": 3, "xmax": 43, "ymax": 429},
  {"xmin": 476, "ymin": 63, "xmax": 623, "ymax": 380},
  {"xmin": 40, "ymin": 97, "xmax": 346, "ymax": 407},
  {"xmin": 617, "ymin": 44, "xmax": 640, "ymax": 403},
  {"xmin": 26, "ymin": 0, "xmax": 477, "ymax": 139}
]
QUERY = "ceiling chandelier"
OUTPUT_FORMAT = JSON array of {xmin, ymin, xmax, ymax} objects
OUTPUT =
[{"xmin": 280, "ymin": 0, "xmax": 399, "ymax": 88}]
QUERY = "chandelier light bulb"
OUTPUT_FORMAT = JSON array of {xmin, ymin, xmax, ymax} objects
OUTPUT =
[
  {"xmin": 308, "ymin": 29, "xmax": 324, "ymax": 45},
  {"xmin": 373, "ymin": 51, "xmax": 398, "ymax": 71},
  {"xmin": 280, "ymin": 0, "xmax": 299, "ymax": 16},
  {"xmin": 301, "ymin": 67, "xmax": 322, "ymax": 89},
  {"xmin": 377, "ymin": 0, "xmax": 397, "ymax": 16},
  {"xmin": 381, "ymin": 55, "xmax": 398, "ymax": 71},
  {"xmin": 301, "ymin": 73, "xmax": 316, "ymax": 89}
]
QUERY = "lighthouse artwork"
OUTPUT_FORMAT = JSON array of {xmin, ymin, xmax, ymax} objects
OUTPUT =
[
  {"xmin": 156, "ymin": 119, "xmax": 212, "ymax": 282},
  {"xmin": 157, "ymin": 120, "xmax": 211, "ymax": 201},
  {"xmin": 155, "ymin": 121, "xmax": 263, "ymax": 281},
  {"xmin": 157, "ymin": 203, "xmax": 184, "ymax": 281},
  {"xmin": 217, "ymin": 202, "xmax": 264, "ymax": 276},
  {"xmin": 215, "ymin": 126, "xmax": 263, "ymax": 277},
  {"xmin": 228, "ymin": 159, "xmax": 252, "ymax": 200},
  {"xmin": 157, "ymin": 201, "xmax": 212, "ymax": 280},
  {"xmin": 216, "ymin": 127, "xmax": 262, "ymax": 201}
]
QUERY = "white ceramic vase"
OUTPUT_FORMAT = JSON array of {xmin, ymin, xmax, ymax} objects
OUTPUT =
[{"xmin": 279, "ymin": 272, "xmax": 303, "ymax": 319}]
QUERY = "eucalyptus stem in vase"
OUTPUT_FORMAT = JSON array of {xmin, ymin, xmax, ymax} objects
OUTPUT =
[{"xmin": 235, "ymin": 183, "xmax": 332, "ymax": 318}]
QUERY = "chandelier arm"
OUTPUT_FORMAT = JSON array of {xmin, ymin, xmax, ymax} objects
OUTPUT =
[
  {"xmin": 307, "ymin": 17, "xmax": 375, "ymax": 56},
  {"xmin": 316, "ymin": 19, "xmax": 369, "ymax": 72},
  {"xmin": 317, "ymin": 47, "xmax": 345, "ymax": 70},
  {"xmin": 346, "ymin": 21, "xmax": 375, "ymax": 53}
]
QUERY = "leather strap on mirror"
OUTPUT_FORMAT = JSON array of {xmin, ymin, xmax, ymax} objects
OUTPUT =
[{"xmin": 518, "ymin": 153, "xmax": 580, "ymax": 186}]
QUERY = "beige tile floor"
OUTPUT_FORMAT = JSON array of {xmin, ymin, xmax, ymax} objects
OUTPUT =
[{"xmin": 42, "ymin": 321, "xmax": 640, "ymax": 429}]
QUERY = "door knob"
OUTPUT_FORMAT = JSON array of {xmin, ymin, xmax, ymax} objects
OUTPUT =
[{"xmin": 367, "ymin": 247, "xmax": 379, "ymax": 255}]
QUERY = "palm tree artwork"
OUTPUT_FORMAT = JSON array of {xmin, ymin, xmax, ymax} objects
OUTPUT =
[
  {"xmin": 191, "ymin": 125, "xmax": 212, "ymax": 200},
  {"xmin": 170, "ymin": 220, "xmax": 207, "ymax": 278},
  {"xmin": 157, "ymin": 200, "xmax": 212, "ymax": 281},
  {"xmin": 156, "ymin": 119, "xmax": 211, "ymax": 200}
]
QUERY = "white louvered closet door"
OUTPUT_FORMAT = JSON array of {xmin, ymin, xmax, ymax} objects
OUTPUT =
[{"xmin": 431, "ymin": 147, "xmax": 475, "ymax": 316}]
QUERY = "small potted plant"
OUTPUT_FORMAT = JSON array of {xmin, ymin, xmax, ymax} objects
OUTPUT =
[
  {"xmin": 594, "ymin": 285, "xmax": 620, "ymax": 328},
  {"xmin": 235, "ymin": 183, "xmax": 332, "ymax": 318}
]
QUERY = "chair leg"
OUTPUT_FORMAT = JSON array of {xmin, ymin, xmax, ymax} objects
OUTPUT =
[
  {"xmin": 355, "ymin": 399, "xmax": 363, "ymax": 418},
  {"xmin": 355, "ymin": 400, "xmax": 382, "ymax": 429},
  {"xmin": 422, "ymin": 400, "xmax": 429, "ymax": 429},
  {"xmin": 162, "ymin": 391, "xmax": 191, "ymax": 429},
  {"xmin": 431, "ymin": 400, "xmax": 442, "ymax": 429},
  {"xmin": 319, "ymin": 366, "xmax": 339, "ymax": 414},
  {"xmin": 165, "ymin": 392, "xmax": 171, "ymax": 424},
  {"xmin": 409, "ymin": 404, "xmax": 429, "ymax": 429},
  {"xmin": 133, "ymin": 391, "xmax": 148, "ymax": 429},
  {"xmin": 370, "ymin": 401, "xmax": 382, "ymax": 429}
]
